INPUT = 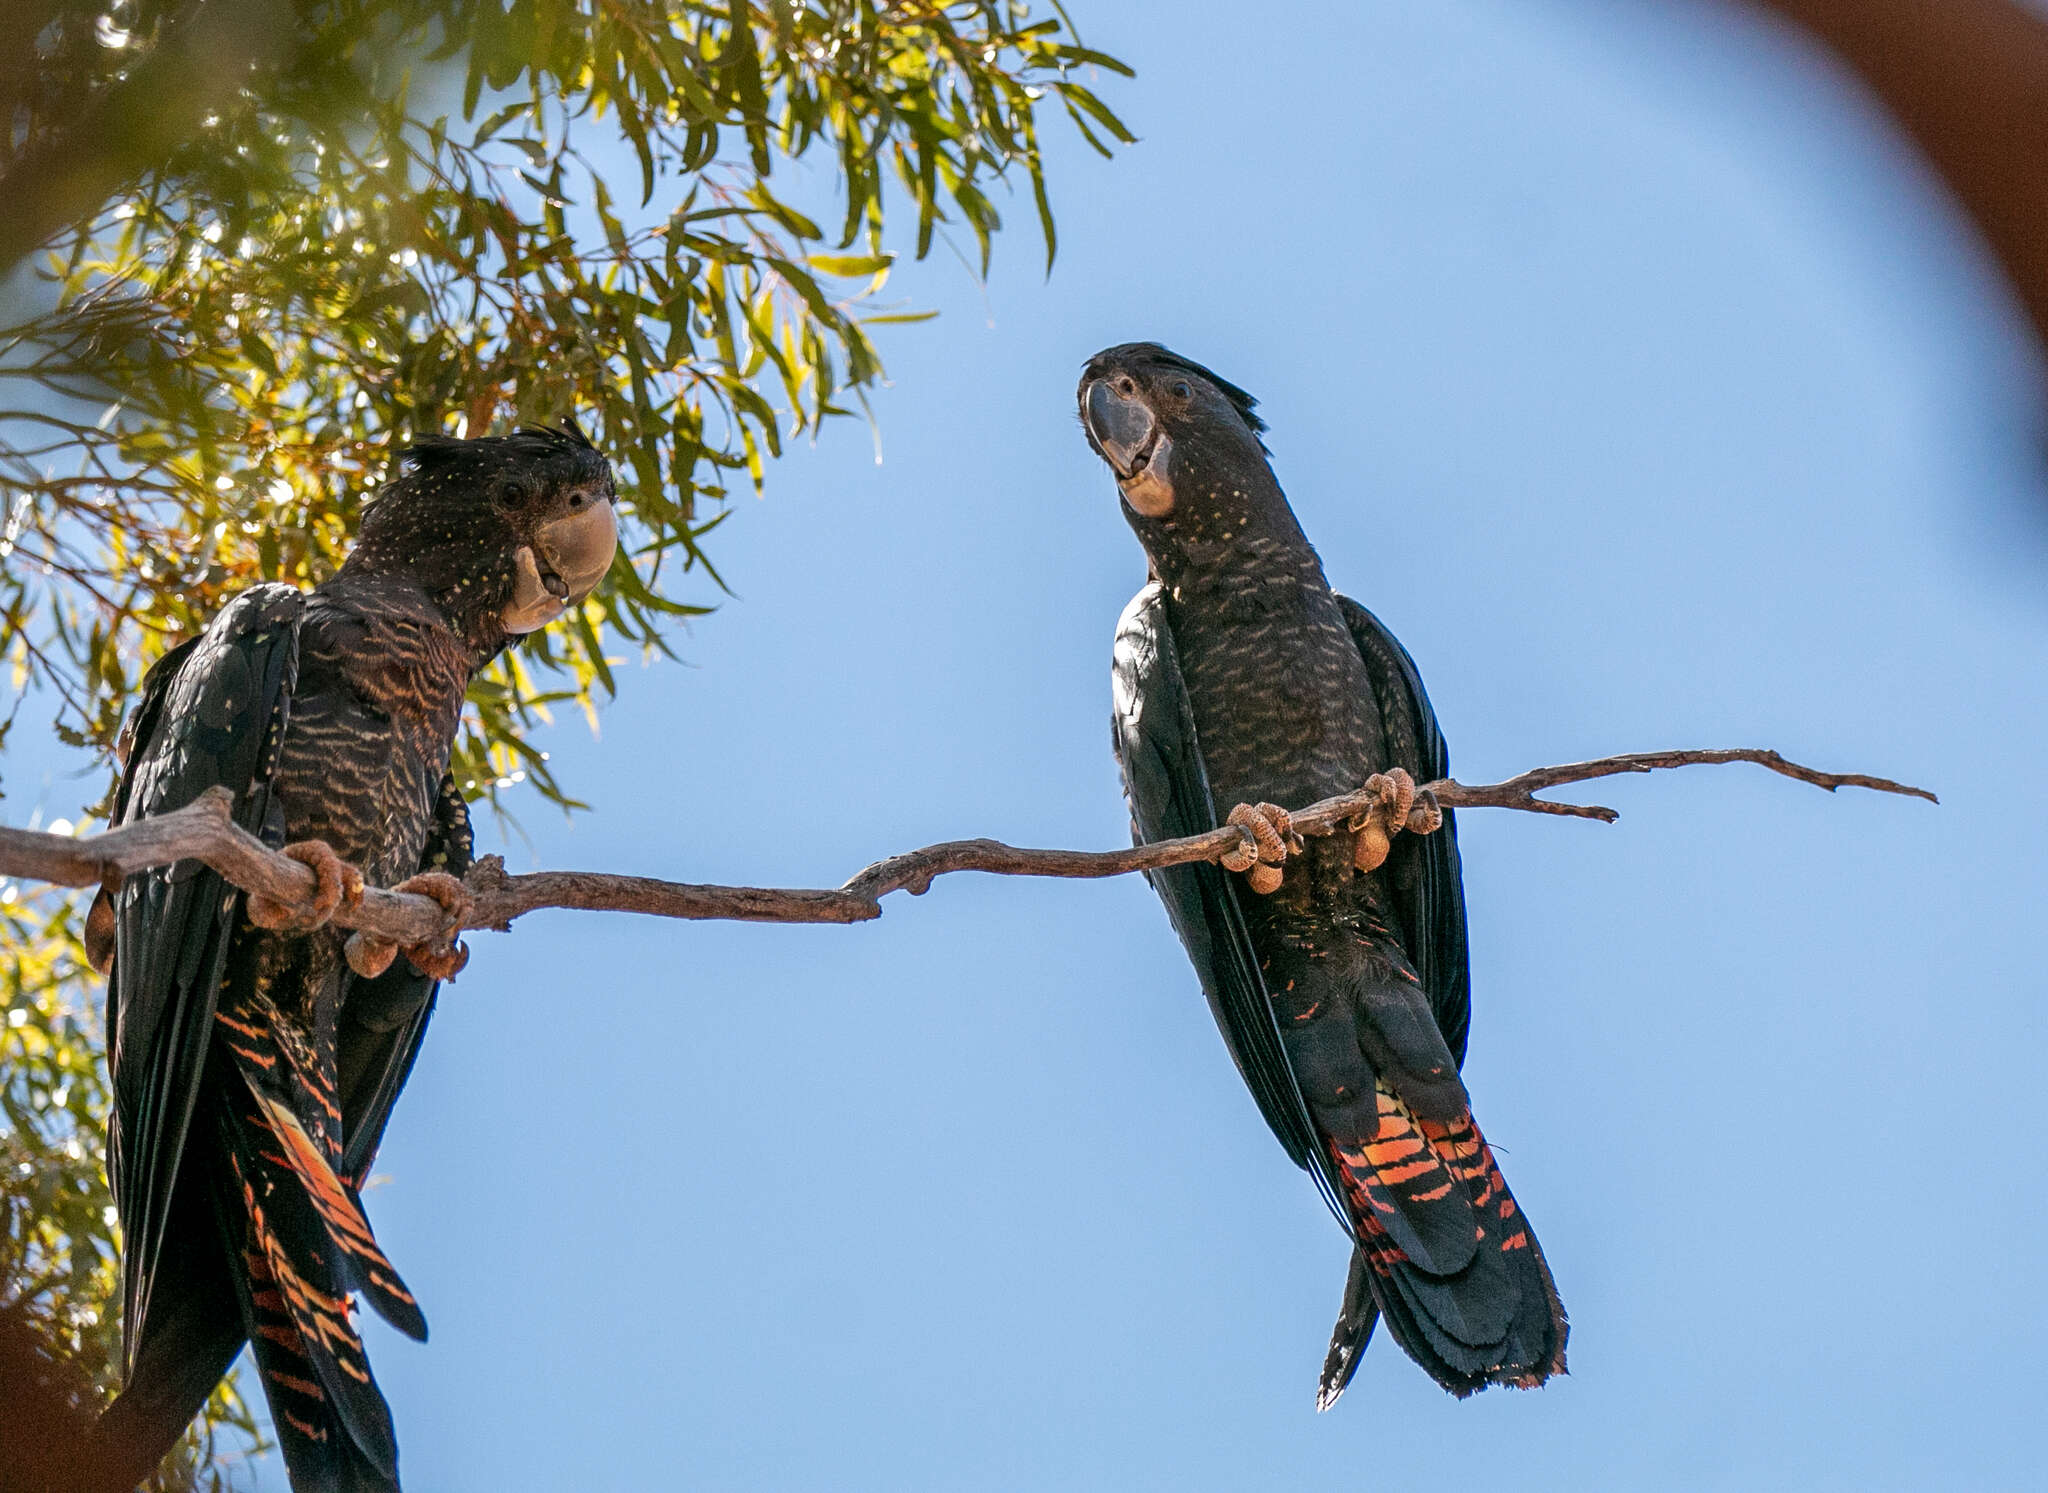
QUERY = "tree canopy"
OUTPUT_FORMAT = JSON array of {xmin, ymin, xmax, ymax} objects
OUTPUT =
[{"xmin": 0, "ymin": 3, "xmax": 1128, "ymax": 1483}]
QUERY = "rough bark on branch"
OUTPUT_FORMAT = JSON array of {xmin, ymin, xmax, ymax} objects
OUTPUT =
[{"xmin": 0, "ymin": 749, "xmax": 1934, "ymax": 958}]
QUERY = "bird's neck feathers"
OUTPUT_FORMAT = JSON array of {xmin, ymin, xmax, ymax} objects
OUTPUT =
[
  {"xmin": 338, "ymin": 468, "xmax": 533, "ymax": 664},
  {"xmin": 326, "ymin": 553, "xmax": 511, "ymax": 670},
  {"xmin": 1127, "ymin": 455, "xmax": 1327, "ymax": 593}
]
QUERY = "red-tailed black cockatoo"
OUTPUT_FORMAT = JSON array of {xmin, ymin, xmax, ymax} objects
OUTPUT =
[
  {"xmin": 1080, "ymin": 343, "xmax": 1567, "ymax": 1404},
  {"xmin": 77, "ymin": 425, "xmax": 617, "ymax": 1491}
]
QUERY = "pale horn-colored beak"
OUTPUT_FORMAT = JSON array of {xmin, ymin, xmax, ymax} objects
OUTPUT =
[
  {"xmin": 502, "ymin": 498, "xmax": 619, "ymax": 634},
  {"xmin": 1083, "ymin": 379, "xmax": 1175, "ymax": 517}
]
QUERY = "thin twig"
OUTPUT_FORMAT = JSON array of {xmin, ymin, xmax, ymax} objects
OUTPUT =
[
  {"xmin": 0, "ymin": 750, "xmax": 1936, "ymax": 952},
  {"xmin": 1423, "ymin": 747, "xmax": 1938, "ymax": 823}
]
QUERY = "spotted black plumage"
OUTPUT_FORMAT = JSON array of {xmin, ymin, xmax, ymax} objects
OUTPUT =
[
  {"xmin": 79, "ymin": 425, "xmax": 617, "ymax": 1492},
  {"xmin": 1083, "ymin": 343, "xmax": 1566, "ymax": 1403}
]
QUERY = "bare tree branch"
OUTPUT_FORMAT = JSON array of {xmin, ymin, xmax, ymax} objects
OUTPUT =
[
  {"xmin": 0, "ymin": 749, "xmax": 1935, "ymax": 957},
  {"xmin": 1417, "ymin": 746, "xmax": 1937, "ymax": 820}
]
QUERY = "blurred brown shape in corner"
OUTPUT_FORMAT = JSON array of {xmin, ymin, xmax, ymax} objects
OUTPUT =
[
  {"xmin": 0, "ymin": 1297, "xmax": 97, "ymax": 1493},
  {"xmin": 1748, "ymin": 0, "xmax": 2048, "ymax": 356},
  {"xmin": 0, "ymin": 0, "xmax": 296, "ymax": 279}
]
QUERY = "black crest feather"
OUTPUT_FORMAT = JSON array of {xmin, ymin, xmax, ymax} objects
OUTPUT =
[{"xmin": 401, "ymin": 418, "xmax": 598, "ymax": 475}]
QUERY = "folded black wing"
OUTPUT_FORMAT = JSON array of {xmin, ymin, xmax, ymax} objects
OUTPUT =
[
  {"xmin": 1111, "ymin": 583, "xmax": 1350, "ymax": 1226},
  {"xmin": 104, "ymin": 584, "xmax": 304, "ymax": 1355},
  {"xmin": 1335, "ymin": 595, "xmax": 1472, "ymax": 1066}
]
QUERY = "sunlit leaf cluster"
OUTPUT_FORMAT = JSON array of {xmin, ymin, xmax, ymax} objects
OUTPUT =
[{"xmin": 3, "ymin": 0, "xmax": 1129, "ymax": 802}]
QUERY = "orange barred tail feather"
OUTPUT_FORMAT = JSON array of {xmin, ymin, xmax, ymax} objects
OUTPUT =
[
  {"xmin": 239, "ymin": 1241, "xmax": 401, "ymax": 1493},
  {"xmin": 241, "ymin": 1082, "xmax": 426, "ymax": 1341},
  {"xmin": 1323, "ymin": 1082, "xmax": 1566, "ymax": 1400},
  {"xmin": 225, "ymin": 1120, "xmax": 401, "ymax": 1488},
  {"xmin": 213, "ymin": 1007, "xmax": 427, "ymax": 1342},
  {"xmin": 212, "ymin": 1000, "xmax": 421, "ymax": 1489}
]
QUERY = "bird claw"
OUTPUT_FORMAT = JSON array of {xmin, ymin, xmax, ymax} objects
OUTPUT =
[
  {"xmin": 247, "ymin": 841, "xmax": 363, "ymax": 932},
  {"xmin": 1224, "ymin": 802, "xmax": 1296, "ymax": 894},
  {"xmin": 1380, "ymin": 769, "xmax": 1417, "ymax": 829},
  {"xmin": 344, "ymin": 929, "xmax": 399, "ymax": 980},
  {"xmin": 406, "ymin": 938, "xmax": 470, "ymax": 982},
  {"xmin": 343, "ymin": 871, "xmax": 472, "ymax": 981},
  {"xmin": 1404, "ymin": 787, "xmax": 1444, "ymax": 837},
  {"xmin": 1347, "ymin": 769, "xmax": 1443, "ymax": 873},
  {"xmin": 395, "ymin": 871, "xmax": 472, "ymax": 982}
]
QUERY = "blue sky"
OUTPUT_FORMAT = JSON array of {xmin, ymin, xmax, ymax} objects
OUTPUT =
[{"xmin": 14, "ymin": 0, "xmax": 2048, "ymax": 1486}]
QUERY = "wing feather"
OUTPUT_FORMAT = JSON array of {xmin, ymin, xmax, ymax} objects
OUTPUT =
[
  {"xmin": 1334, "ymin": 595, "xmax": 1472, "ymax": 1065},
  {"xmin": 104, "ymin": 584, "xmax": 304, "ymax": 1357},
  {"xmin": 1111, "ymin": 583, "xmax": 1350, "ymax": 1226}
]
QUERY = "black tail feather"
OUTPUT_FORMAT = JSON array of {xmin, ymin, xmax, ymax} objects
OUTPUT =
[
  {"xmin": 1316, "ymin": 1246, "xmax": 1379, "ymax": 1410},
  {"xmin": 1352, "ymin": 1203, "xmax": 1568, "ymax": 1397}
]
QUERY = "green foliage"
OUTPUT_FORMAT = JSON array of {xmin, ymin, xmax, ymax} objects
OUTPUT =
[
  {"xmin": 0, "ymin": 0, "xmax": 1127, "ymax": 1480},
  {"xmin": 3, "ymin": 0, "xmax": 1130, "ymax": 804},
  {"xmin": 2, "ymin": 883, "xmax": 265, "ymax": 1488}
]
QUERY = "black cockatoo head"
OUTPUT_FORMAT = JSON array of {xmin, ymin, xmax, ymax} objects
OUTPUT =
[
  {"xmin": 1078, "ymin": 343, "xmax": 1302, "ymax": 580},
  {"xmin": 343, "ymin": 422, "xmax": 619, "ymax": 655}
]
